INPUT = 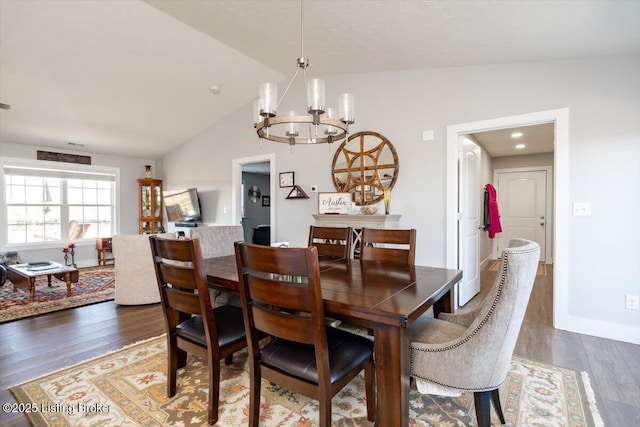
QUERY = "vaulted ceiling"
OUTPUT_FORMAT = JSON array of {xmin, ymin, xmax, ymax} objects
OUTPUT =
[{"xmin": 1, "ymin": 0, "xmax": 638, "ymax": 158}]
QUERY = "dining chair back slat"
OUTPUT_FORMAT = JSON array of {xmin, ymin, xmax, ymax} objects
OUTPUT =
[
  {"xmin": 234, "ymin": 242, "xmax": 375, "ymax": 427},
  {"xmin": 308, "ymin": 226, "xmax": 352, "ymax": 259},
  {"xmin": 150, "ymin": 236, "xmax": 247, "ymax": 425},
  {"xmin": 360, "ymin": 228, "xmax": 416, "ymax": 265}
]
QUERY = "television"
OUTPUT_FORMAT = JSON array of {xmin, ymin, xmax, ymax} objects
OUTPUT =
[{"xmin": 163, "ymin": 188, "xmax": 202, "ymax": 226}]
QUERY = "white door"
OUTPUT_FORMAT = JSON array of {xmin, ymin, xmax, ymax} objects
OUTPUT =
[
  {"xmin": 495, "ymin": 170, "xmax": 547, "ymax": 261},
  {"xmin": 458, "ymin": 137, "xmax": 482, "ymax": 306}
]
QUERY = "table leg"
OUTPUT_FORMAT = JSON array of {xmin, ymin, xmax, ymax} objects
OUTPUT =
[
  {"xmin": 29, "ymin": 277, "xmax": 36, "ymax": 303},
  {"xmin": 373, "ymin": 323, "xmax": 410, "ymax": 427},
  {"xmin": 65, "ymin": 272, "xmax": 72, "ymax": 297},
  {"xmin": 433, "ymin": 289, "xmax": 453, "ymax": 318},
  {"xmin": 47, "ymin": 274, "xmax": 52, "ymax": 287}
]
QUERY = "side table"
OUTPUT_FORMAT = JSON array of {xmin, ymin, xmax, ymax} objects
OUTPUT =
[{"xmin": 96, "ymin": 237, "xmax": 114, "ymax": 266}]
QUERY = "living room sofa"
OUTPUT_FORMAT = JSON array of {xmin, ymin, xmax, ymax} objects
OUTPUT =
[
  {"xmin": 189, "ymin": 225, "xmax": 243, "ymax": 258},
  {"xmin": 112, "ymin": 225, "xmax": 243, "ymax": 305},
  {"xmin": 190, "ymin": 225, "xmax": 244, "ymax": 306}
]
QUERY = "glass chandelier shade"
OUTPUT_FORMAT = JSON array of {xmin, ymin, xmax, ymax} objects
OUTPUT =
[{"xmin": 254, "ymin": 0, "xmax": 354, "ymax": 146}]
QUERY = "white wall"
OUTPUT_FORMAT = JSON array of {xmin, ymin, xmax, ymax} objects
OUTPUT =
[
  {"xmin": 0, "ymin": 141, "xmax": 158, "ymax": 267},
  {"xmin": 159, "ymin": 55, "xmax": 639, "ymax": 343}
]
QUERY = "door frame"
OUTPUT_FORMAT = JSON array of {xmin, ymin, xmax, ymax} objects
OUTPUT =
[
  {"xmin": 446, "ymin": 108, "xmax": 569, "ymax": 331},
  {"xmin": 232, "ymin": 153, "xmax": 276, "ymax": 243},
  {"xmin": 492, "ymin": 166, "xmax": 553, "ymax": 263}
]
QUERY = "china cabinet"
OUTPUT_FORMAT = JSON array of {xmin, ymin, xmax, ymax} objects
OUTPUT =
[{"xmin": 137, "ymin": 178, "xmax": 163, "ymax": 234}]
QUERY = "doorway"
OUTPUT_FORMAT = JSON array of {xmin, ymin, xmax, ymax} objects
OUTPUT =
[
  {"xmin": 446, "ymin": 108, "xmax": 570, "ymax": 331},
  {"xmin": 231, "ymin": 153, "xmax": 276, "ymax": 244}
]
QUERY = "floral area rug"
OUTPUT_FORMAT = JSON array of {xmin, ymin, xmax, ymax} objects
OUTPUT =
[
  {"xmin": 10, "ymin": 335, "xmax": 604, "ymax": 426},
  {"xmin": 0, "ymin": 266, "xmax": 114, "ymax": 323}
]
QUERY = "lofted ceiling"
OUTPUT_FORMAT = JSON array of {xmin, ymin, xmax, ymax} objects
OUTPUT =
[{"xmin": 0, "ymin": 0, "xmax": 638, "ymax": 159}]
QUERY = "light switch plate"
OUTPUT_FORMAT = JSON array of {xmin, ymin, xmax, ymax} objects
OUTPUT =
[
  {"xmin": 422, "ymin": 130, "xmax": 434, "ymax": 141},
  {"xmin": 573, "ymin": 202, "xmax": 591, "ymax": 216}
]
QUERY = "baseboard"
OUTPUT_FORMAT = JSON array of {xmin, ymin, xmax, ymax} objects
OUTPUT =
[{"xmin": 555, "ymin": 314, "xmax": 640, "ymax": 345}]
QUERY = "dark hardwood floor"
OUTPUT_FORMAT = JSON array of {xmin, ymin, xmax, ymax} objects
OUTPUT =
[{"xmin": 1, "ymin": 265, "xmax": 639, "ymax": 426}]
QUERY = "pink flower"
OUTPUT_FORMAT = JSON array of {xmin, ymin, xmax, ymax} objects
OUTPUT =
[
  {"xmin": 68, "ymin": 243, "xmax": 75, "ymax": 248},
  {"xmin": 62, "ymin": 247, "xmax": 69, "ymax": 253}
]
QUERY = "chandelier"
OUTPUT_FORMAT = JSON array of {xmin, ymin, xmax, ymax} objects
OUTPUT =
[{"xmin": 253, "ymin": 0, "xmax": 354, "ymax": 145}]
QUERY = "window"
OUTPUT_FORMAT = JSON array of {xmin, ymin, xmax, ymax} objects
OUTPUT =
[{"xmin": 2, "ymin": 160, "xmax": 117, "ymax": 246}]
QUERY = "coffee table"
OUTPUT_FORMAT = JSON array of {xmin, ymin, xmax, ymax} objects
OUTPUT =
[{"xmin": 6, "ymin": 262, "xmax": 79, "ymax": 303}]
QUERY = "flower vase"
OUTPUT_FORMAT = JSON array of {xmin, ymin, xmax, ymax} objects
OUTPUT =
[{"xmin": 383, "ymin": 189, "xmax": 391, "ymax": 215}]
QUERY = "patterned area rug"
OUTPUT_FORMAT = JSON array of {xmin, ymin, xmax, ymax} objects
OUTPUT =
[
  {"xmin": 0, "ymin": 266, "xmax": 114, "ymax": 323},
  {"xmin": 10, "ymin": 335, "xmax": 604, "ymax": 426}
]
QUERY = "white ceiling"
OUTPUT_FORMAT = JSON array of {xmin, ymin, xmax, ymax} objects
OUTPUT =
[
  {"xmin": 471, "ymin": 123, "xmax": 555, "ymax": 158},
  {"xmin": 1, "ymin": 0, "xmax": 638, "ymax": 159}
]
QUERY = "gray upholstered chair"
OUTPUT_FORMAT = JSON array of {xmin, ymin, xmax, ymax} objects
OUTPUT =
[{"xmin": 409, "ymin": 238, "xmax": 540, "ymax": 427}]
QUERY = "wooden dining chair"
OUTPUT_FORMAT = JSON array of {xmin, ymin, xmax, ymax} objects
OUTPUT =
[
  {"xmin": 234, "ymin": 242, "xmax": 376, "ymax": 427},
  {"xmin": 360, "ymin": 228, "xmax": 416, "ymax": 265},
  {"xmin": 308, "ymin": 225, "xmax": 352, "ymax": 259},
  {"xmin": 149, "ymin": 236, "xmax": 247, "ymax": 425}
]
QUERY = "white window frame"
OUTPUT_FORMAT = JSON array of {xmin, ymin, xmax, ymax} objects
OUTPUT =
[{"xmin": 1, "ymin": 156, "xmax": 120, "ymax": 250}]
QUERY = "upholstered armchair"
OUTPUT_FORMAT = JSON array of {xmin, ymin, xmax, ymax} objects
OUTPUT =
[{"xmin": 409, "ymin": 238, "xmax": 540, "ymax": 427}]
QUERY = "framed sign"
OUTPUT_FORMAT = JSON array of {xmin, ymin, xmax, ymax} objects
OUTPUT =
[
  {"xmin": 279, "ymin": 171, "xmax": 294, "ymax": 188},
  {"xmin": 318, "ymin": 192, "xmax": 351, "ymax": 214}
]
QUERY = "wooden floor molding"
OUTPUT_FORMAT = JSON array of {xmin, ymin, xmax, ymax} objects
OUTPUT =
[{"xmin": 1, "ymin": 266, "xmax": 638, "ymax": 426}]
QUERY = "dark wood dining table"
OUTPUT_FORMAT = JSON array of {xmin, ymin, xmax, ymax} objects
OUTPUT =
[{"xmin": 203, "ymin": 254, "xmax": 462, "ymax": 427}]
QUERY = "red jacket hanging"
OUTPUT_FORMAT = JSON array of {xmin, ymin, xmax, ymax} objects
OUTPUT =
[{"xmin": 485, "ymin": 183, "xmax": 502, "ymax": 239}]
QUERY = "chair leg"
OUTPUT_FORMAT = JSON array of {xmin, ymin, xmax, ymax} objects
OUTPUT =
[
  {"xmin": 177, "ymin": 348, "xmax": 188, "ymax": 369},
  {"xmin": 319, "ymin": 391, "xmax": 332, "ymax": 427},
  {"xmin": 473, "ymin": 391, "xmax": 492, "ymax": 427},
  {"xmin": 224, "ymin": 354, "xmax": 233, "ymax": 365},
  {"xmin": 207, "ymin": 357, "xmax": 220, "ymax": 425},
  {"xmin": 167, "ymin": 337, "xmax": 178, "ymax": 397},
  {"xmin": 249, "ymin": 365, "xmax": 261, "ymax": 427},
  {"xmin": 491, "ymin": 388, "xmax": 506, "ymax": 424},
  {"xmin": 364, "ymin": 362, "xmax": 375, "ymax": 422}
]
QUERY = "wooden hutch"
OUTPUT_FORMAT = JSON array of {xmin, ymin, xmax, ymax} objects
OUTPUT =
[{"xmin": 137, "ymin": 178, "xmax": 163, "ymax": 234}]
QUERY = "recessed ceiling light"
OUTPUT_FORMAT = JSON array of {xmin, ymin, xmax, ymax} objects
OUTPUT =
[
  {"xmin": 209, "ymin": 85, "xmax": 221, "ymax": 94},
  {"xmin": 515, "ymin": 143, "xmax": 526, "ymax": 149},
  {"xmin": 511, "ymin": 132, "xmax": 523, "ymax": 138}
]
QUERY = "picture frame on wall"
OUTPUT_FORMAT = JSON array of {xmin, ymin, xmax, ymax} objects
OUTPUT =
[
  {"xmin": 262, "ymin": 195, "xmax": 270, "ymax": 207},
  {"xmin": 279, "ymin": 171, "xmax": 294, "ymax": 188}
]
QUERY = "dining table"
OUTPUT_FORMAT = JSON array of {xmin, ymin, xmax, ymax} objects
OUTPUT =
[{"xmin": 203, "ymin": 254, "xmax": 463, "ymax": 427}]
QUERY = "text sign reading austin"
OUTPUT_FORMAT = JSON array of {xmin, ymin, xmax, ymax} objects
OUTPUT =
[{"xmin": 318, "ymin": 193, "xmax": 351, "ymax": 214}]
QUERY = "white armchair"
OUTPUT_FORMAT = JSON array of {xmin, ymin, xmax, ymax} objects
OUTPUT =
[
  {"xmin": 409, "ymin": 238, "xmax": 540, "ymax": 427},
  {"xmin": 112, "ymin": 233, "xmax": 175, "ymax": 305}
]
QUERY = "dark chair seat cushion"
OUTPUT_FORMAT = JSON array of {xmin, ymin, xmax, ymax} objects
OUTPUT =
[
  {"xmin": 261, "ymin": 326, "xmax": 373, "ymax": 384},
  {"xmin": 176, "ymin": 305, "xmax": 246, "ymax": 348}
]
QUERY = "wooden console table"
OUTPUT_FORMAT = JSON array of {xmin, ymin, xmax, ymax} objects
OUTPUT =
[{"xmin": 312, "ymin": 214, "xmax": 401, "ymax": 258}]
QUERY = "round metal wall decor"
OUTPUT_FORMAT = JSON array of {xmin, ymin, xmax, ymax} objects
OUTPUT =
[
  {"xmin": 331, "ymin": 131, "xmax": 399, "ymax": 206},
  {"xmin": 248, "ymin": 185, "xmax": 261, "ymax": 203}
]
